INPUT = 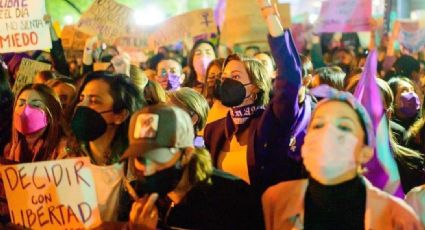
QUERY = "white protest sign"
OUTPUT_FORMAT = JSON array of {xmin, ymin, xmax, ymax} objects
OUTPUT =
[
  {"xmin": 12, "ymin": 58, "xmax": 51, "ymax": 94},
  {"xmin": 0, "ymin": 0, "xmax": 51, "ymax": 53},
  {"xmin": 148, "ymin": 8, "xmax": 217, "ymax": 50},
  {"xmin": 76, "ymin": 0, "xmax": 134, "ymax": 44},
  {"xmin": 0, "ymin": 157, "xmax": 101, "ymax": 229},
  {"xmin": 315, "ymin": 0, "xmax": 372, "ymax": 33},
  {"xmin": 115, "ymin": 35, "xmax": 150, "ymax": 63}
]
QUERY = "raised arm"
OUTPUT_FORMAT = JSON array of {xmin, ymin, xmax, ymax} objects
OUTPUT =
[
  {"xmin": 257, "ymin": 0, "xmax": 302, "ymax": 127},
  {"xmin": 43, "ymin": 15, "xmax": 70, "ymax": 76}
]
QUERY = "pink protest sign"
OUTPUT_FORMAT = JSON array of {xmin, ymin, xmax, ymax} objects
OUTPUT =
[{"xmin": 315, "ymin": 0, "xmax": 372, "ymax": 33}]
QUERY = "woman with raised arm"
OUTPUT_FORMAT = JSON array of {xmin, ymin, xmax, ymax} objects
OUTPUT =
[{"xmin": 204, "ymin": 0, "xmax": 312, "ymax": 194}]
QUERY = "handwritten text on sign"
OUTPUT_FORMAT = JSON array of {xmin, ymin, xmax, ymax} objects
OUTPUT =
[
  {"xmin": 315, "ymin": 0, "xmax": 372, "ymax": 33},
  {"xmin": 148, "ymin": 8, "xmax": 217, "ymax": 50},
  {"xmin": 0, "ymin": 0, "xmax": 51, "ymax": 53},
  {"xmin": 76, "ymin": 0, "xmax": 133, "ymax": 43},
  {"xmin": 0, "ymin": 157, "xmax": 101, "ymax": 230},
  {"xmin": 12, "ymin": 58, "xmax": 50, "ymax": 95}
]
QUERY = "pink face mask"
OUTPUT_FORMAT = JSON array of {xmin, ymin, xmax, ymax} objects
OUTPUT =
[
  {"xmin": 14, "ymin": 105, "xmax": 48, "ymax": 135},
  {"xmin": 194, "ymin": 56, "xmax": 213, "ymax": 83}
]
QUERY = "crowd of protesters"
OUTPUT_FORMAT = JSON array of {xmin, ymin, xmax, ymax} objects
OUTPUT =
[{"xmin": 0, "ymin": 0, "xmax": 425, "ymax": 229}]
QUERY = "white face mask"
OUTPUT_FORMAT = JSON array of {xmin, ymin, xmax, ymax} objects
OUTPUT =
[{"xmin": 301, "ymin": 124, "xmax": 358, "ymax": 184}]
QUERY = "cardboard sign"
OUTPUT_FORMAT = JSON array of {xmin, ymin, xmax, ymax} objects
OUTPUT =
[
  {"xmin": 276, "ymin": 3, "xmax": 291, "ymax": 29},
  {"xmin": 0, "ymin": 0, "xmax": 52, "ymax": 53},
  {"xmin": 315, "ymin": 0, "xmax": 372, "ymax": 33},
  {"xmin": 220, "ymin": 0, "xmax": 291, "ymax": 46},
  {"xmin": 76, "ymin": 0, "xmax": 134, "ymax": 44},
  {"xmin": 220, "ymin": 0, "xmax": 266, "ymax": 46},
  {"xmin": 61, "ymin": 25, "xmax": 90, "ymax": 50},
  {"xmin": 0, "ymin": 157, "xmax": 101, "ymax": 229},
  {"xmin": 115, "ymin": 35, "xmax": 150, "ymax": 64},
  {"xmin": 12, "ymin": 58, "xmax": 51, "ymax": 94},
  {"xmin": 148, "ymin": 9, "xmax": 217, "ymax": 50}
]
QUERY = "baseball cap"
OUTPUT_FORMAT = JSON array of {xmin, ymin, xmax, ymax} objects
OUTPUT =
[{"xmin": 120, "ymin": 104, "xmax": 194, "ymax": 163}]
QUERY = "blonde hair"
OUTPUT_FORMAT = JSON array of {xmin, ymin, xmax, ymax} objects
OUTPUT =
[
  {"xmin": 168, "ymin": 87, "xmax": 210, "ymax": 133},
  {"xmin": 187, "ymin": 147, "xmax": 214, "ymax": 186},
  {"xmin": 129, "ymin": 64, "xmax": 148, "ymax": 91},
  {"xmin": 144, "ymin": 80, "xmax": 167, "ymax": 105},
  {"xmin": 223, "ymin": 54, "xmax": 272, "ymax": 106}
]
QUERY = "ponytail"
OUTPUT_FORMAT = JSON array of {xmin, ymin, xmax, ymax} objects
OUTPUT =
[{"xmin": 187, "ymin": 147, "xmax": 214, "ymax": 186}]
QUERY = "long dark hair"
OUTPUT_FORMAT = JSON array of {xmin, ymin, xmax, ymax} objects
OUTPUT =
[
  {"xmin": 77, "ymin": 71, "xmax": 143, "ymax": 163},
  {"xmin": 10, "ymin": 84, "xmax": 63, "ymax": 162},
  {"xmin": 0, "ymin": 60, "xmax": 14, "ymax": 153},
  {"xmin": 183, "ymin": 40, "xmax": 217, "ymax": 89}
]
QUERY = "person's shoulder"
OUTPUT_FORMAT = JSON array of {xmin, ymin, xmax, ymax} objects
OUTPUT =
[
  {"xmin": 262, "ymin": 179, "xmax": 307, "ymax": 219},
  {"xmin": 407, "ymin": 184, "xmax": 425, "ymax": 196},
  {"xmin": 210, "ymin": 169, "xmax": 248, "ymax": 185},
  {"xmin": 206, "ymin": 117, "xmax": 226, "ymax": 127},
  {"xmin": 405, "ymin": 184, "xmax": 425, "ymax": 205},
  {"xmin": 263, "ymin": 179, "xmax": 307, "ymax": 200},
  {"xmin": 204, "ymin": 117, "xmax": 227, "ymax": 135},
  {"xmin": 365, "ymin": 179, "xmax": 422, "ymax": 226}
]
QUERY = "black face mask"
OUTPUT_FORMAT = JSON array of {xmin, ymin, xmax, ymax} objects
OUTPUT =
[
  {"xmin": 337, "ymin": 63, "xmax": 351, "ymax": 75},
  {"xmin": 212, "ymin": 79, "xmax": 222, "ymax": 100},
  {"xmin": 219, "ymin": 78, "xmax": 251, "ymax": 107},
  {"xmin": 71, "ymin": 106, "xmax": 112, "ymax": 141},
  {"xmin": 135, "ymin": 163, "xmax": 184, "ymax": 197}
]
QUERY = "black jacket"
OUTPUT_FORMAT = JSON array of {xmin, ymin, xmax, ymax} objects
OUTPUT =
[{"xmin": 119, "ymin": 169, "xmax": 264, "ymax": 230}]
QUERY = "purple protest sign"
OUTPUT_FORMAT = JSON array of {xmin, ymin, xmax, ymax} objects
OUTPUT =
[{"xmin": 315, "ymin": 0, "xmax": 372, "ymax": 33}]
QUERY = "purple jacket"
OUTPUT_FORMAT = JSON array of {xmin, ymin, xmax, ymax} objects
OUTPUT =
[{"xmin": 204, "ymin": 30, "xmax": 311, "ymax": 194}]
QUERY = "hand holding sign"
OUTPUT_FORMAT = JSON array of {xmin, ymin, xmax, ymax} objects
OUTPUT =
[{"xmin": 0, "ymin": 157, "xmax": 101, "ymax": 229}]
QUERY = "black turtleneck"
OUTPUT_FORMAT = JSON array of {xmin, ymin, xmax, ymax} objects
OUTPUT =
[{"xmin": 304, "ymin": 176, "xmax": 366, "ymax": 230}]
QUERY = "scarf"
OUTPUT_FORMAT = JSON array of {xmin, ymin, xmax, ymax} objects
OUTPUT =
[{"xmin": 230, "ymin": 104, "xmax": 265, "ymax": 125}]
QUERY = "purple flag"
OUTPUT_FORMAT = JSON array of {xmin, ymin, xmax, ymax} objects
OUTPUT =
[
  {"xmin": 214, "ymin": 0, "xmax": 226, "ymax": 31},
  {"xmin": 354, "ymin": 49, "xmax": 404, "ymax": 197}
]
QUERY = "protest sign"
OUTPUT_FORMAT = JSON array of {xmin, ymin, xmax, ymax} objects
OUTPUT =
[
  {"xmin": 398, "ymin": 28, "xmax": 425, "ymax": 52},
  {"xmin": 315, "ymin": 0, "xmax": 372, "ymax": 33},
  {"xmin": 12, "ymin": 58, "xmax": 51, "ymax": 94},
  {"xmin": 60, "ymin": 25, "xmax": 75, "ymax": 49},
  {"xmin": 398, "ymin": 20, "xmax": 420, "ymax": 32},
  {"xmin": 0, "ymin": 157, "xmax": 101, "ymax": 229},
  {"xmin": 0, "ymin": 0, "xmax": 52, "ymax": 53},
  {"xmin": 220, "ymin": 0, "xmax": 267, "ymax": 46},
  {"xmin": 220, "ymin": 0, "xmax": 291, "ymax": 46},
  {"xmin": 61, "ymin": 25, "xmax": 90, "ymax": 50},
  {"xmin": 276, "ymin": 3, "xmax": 291, "ymax": 29},
  {"xmin": 76, "ymin": 0, "xmax": 134, "ymax": 44},
  {"xmin": 148, "ymin": 9, "xmax": 217, "ymax": 51}
]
